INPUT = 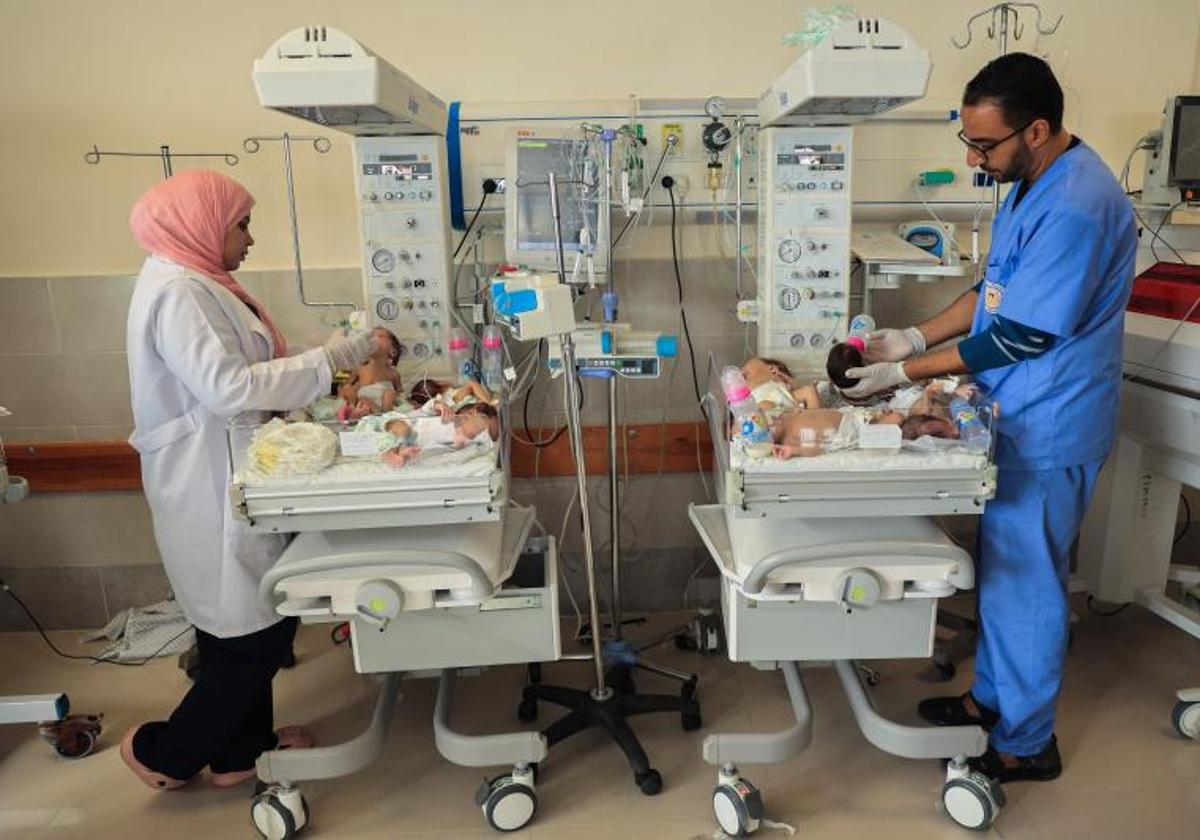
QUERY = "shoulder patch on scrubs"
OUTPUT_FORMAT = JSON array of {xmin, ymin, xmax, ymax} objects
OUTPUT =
[{"xmin": 983, "ymin": 281, "xmax": 1004, "ymax": 314}]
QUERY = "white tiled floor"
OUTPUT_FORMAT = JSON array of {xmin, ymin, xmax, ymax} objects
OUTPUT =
[{"xmin": 1, "ymin": 604, "xmax": 1199, "ymax": 839}]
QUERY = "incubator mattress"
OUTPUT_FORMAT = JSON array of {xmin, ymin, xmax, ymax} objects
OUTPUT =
[
  {"xmin": 235, "ymin": 443, "xmax": 497, "ymax": 488},
  {"xmin": 731, "ymin": 443, "xmax": 987, "ymax": 473}
]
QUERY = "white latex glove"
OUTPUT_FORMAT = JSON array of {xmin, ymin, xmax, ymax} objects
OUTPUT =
[
  {"xmin": 864, "ymin": 326, "xmax": 927, "ymax": 363},
  {"xmin": 323, "ymin": 329, "xmax": 374, "ymax": 373},
  {"xmin": 842, "ymin": 361, "xmax": 911, "ymax": 399}
]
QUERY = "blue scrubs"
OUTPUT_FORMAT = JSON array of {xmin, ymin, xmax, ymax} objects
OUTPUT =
[{"xmin": 969, "ymin": 140, "xmax": 1136, "ymax": 756}]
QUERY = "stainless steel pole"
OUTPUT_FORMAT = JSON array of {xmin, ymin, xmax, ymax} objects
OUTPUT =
[{"xmin": 549, "ymin": 172, "xmax": 609, "ymax": 698}]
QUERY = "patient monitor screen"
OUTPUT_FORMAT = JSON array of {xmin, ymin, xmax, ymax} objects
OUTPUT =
[
  {"xmin": 1170, "ymin": 98, "xmax": 1200, "ymax": 186},
  {"xmin": 514, "ymin": 138, "xmax": 597, "ymax": 253}
]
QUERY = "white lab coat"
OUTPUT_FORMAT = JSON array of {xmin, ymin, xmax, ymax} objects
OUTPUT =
[{"xmin": 126, "ymin": 256, "xmax": 332, "ymax": 638}]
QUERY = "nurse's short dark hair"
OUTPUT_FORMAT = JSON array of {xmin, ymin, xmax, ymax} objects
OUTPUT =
[{"xmin": 963, "ymin": 52, "xmax": 1064, "ymax": 134}]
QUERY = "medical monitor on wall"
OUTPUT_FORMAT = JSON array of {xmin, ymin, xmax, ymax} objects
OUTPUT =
[
  {"xmin": 1168, "ymin": 96, "xmax": 1200, "ymax": 191},
  {"xmin": 504, "ymin": 128, "xmax": 608, "ymax": 281}
]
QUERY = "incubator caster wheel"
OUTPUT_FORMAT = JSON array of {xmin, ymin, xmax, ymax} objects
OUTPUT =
[
  {"xmin": 635, "ymin": 768, "xmax": 663, "ymax": 796},
  {"xmin": 517, "ymin": 697, "xmax": 538, "ymax": 722},
  {"xmin": 942, "ymin": 771, "xmax": 1005, "ymax": 831},
  {"xmin": 38, "ymin": 714, "xmax": 103, "ymax": 759},
  {"xmin": 475, "ymin": 771, "xmax": 537, "ymax": 832},
  {"xmin": 712, "ymin": 777, "xmax": 764, "ymax": 836},
  {"xmin": 1171, "ymin": 700, "xmax": 1200, "ymax": 740},
  {"xmin": 251, "ymin": 785, "xmax": 309, "ymax": 840}
]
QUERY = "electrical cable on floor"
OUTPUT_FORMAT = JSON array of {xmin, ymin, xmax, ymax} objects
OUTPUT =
[
  {"xmin": 1175, "ymin": 493, "xmax": 1192, "ymax": 547},
  {"xmin": 2, "ymin": 578, "xmax": 193, "ymax": 667},
  {"xmin": 1085, "ymin": 595, "xmax": 1131, "ymax": 618}
]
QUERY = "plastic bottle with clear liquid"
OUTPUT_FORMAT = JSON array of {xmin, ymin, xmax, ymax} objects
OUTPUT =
[
  {"xmin": 949, "ymin": 396, "xmax": 990, "ymax": 450},
  {"xmin": 447, "ymin": 328, "xmax": 471, "ymax": 385},
  {"xmin": 848, "ymin": 313, "xmax": 876, "ymax": 340},
  {"xmin": 720, "ymin": 366, "xmax": 773, "ymax": 458},
  {"xmin": 481, "ymin": 325, "xmax": 504, "ymax": 393}
]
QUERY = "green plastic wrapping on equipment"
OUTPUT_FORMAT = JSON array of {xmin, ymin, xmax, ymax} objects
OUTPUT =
[{"xmin": 782, "ymin": 5, "xmax": 858, "ymax": 49}]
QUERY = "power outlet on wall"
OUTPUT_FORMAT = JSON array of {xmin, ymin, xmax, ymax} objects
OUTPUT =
[{"xmin": 661, "ymin": 172, "xmax": 690, "ymax": 198}]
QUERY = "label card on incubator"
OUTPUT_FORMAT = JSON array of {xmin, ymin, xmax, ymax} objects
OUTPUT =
[
  {"xmin": 339, "ymin": 431, "xmax": 380, "ymax": 457},
  {"xmin": 858, "ymin": 424, "xmax": 902, "ymax": 450}
]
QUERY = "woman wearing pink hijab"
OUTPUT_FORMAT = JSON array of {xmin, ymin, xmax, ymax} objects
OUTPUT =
[{"xmin": 121, "ymin": 170, "xmax": 372, "ymax": 790}]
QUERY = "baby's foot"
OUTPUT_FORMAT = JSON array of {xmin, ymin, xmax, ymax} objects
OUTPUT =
[{"xmin": 382, "ymin": 446, "xmax": 421, "ymax": 468}]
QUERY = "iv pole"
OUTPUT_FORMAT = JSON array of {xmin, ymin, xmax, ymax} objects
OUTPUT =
[
  {"xmin": 243, "ymin": 133, "xmax": 359, "ymax": 312},
  {"xmin": 952, "ymin": 3, "xmax": 1065, "ymax": 216},
  {"xmin": 84, "ymin": 144, "xmax": 238, "ymax": 178}
]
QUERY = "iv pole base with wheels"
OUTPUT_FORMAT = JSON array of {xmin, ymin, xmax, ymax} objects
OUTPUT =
[{"xmin": 515, "ymin": 172, "xmax": 701, "ymax": 795}]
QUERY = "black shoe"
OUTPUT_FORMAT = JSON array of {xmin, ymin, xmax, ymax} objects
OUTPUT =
[
  {"xmin": 917, "ymin": 691, "xmax": 1000, "ymax": 729},
  {"xmin": 968, "ymin": 735, "xmax": 1062, "ymax": 783}
]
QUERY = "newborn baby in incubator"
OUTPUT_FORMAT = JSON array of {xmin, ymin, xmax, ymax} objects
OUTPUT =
[
  {"xmin": 377, "ymin": 403, "xmax": 500, "ymax": 468},
  {"xmin": 336, "ymin": 327, "xmax": 404, "ymax": 421},
  {"xmin": 746, "ymin": 339, "xmax": 978, "ymax": 459}
]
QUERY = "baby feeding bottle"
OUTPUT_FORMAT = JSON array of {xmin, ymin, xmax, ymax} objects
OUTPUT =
[
  {"xmin": 448, "ymin": 327, "xmax": 471, "ymax": 385},
  {"xmin": 721, "ymin": 366, "xmax": 773, "ymax": 458},
  {"xmin": 481, "ymin": 325, "xmax": 504, "ymax": 393},
  {"xmin": 950, "ymin": 396, "xmax": 989, "ymax": 450}
]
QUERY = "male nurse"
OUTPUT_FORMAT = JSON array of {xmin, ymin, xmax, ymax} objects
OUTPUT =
[{"xmin": 844, "ymin": 53, "xmax": 1136, "ymax": 782}]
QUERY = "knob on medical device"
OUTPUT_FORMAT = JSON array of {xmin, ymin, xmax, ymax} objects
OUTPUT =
[
  {"xmin": 355, "ymin": 580, "xmax": 405, "ymax": 630},
  {"xmin": 835, "ymin": 568, "xmax": 882, "ymax": 612}
]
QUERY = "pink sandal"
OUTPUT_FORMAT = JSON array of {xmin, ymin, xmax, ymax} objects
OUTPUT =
[
  {"xmin": 120, "ymin": 726, "xmax": 190, "ymax": 791},
  {"xmin": 210, "ymin": 726, "xmax": 314, "ymax": 788}
]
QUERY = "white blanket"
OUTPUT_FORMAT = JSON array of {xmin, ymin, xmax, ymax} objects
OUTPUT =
[
  {"xmin": 732, "ymin": 441, "xmax": 987, "ymax": 473},
  {"xmin": 236, "ymin": 442, "xmax": 498, "ymax": 487}
]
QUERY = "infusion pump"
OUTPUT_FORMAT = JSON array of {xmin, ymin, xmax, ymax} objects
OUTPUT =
[
  {"xmin": 756, "ymin": 126, "xmax": 852, "ymax": 374},
  {"xmin": 353, "ymin": 135, "xmax": 454, "ymax": 376}
]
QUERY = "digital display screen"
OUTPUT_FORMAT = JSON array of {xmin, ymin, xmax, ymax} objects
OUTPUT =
[
  {"xmin": 1171, "ymin": 99, "xmax": 1200, "ymax": 185},
  {"xmin": 516, "ymin": 138, "xmax": 596, "ymax": 253},
  {"xmin": 361, "ymin": 162, "xmax": 434, "ymax": 181},
  {"xmin": 777, "ymin": 146, "xmax": 845, "ymax": 168}
]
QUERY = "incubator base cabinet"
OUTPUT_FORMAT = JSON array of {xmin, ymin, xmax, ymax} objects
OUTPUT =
[
  {"xmin": 690, "ymin": 505, "xmax": 1003, "ymax": 834},
  {"xmin": 249, "ymin": 507, "xmax": 558, "ymax": 838}
]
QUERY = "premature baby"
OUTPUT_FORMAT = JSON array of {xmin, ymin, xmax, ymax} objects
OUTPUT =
[
  {"xmin": 379, "ymin": 403, "xmax": 500, "ymax": 468},
  {"xmin": 337, "ymin": 328, "xmax": 404, "ymax": 421}
]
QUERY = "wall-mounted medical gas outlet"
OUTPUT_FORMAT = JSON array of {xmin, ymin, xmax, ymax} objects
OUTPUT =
[
  {"xmin": 354, "ymin": 135, "xmax": 454, "ymax": 376},
  {"xmin": 756, "ymin": 126, "xmax": 853, "ymax": 374}
]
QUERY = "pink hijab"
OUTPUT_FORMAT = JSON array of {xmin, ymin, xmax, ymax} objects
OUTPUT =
[{"xmin": 130, "ymin": 169, "xmax": 287, "ymax": 358}]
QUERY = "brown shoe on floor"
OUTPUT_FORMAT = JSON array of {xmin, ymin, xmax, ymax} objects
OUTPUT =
[
  {"xmin": 120, "ymin": 726, "xmax": 190, "ymax": 791},
  {"xmin": 210, "ymin": 726, "xmax": 314, "ymax": 788}
]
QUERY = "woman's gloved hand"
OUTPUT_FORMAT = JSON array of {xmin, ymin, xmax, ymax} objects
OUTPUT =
[
  {"xmin": 323, "ymin": 329, "xmax": 374, "ymax": 373},
  {"xmin": 842, "ymin": 361, "xmax": 911, "ymax": 399},
  {"xmin": 864, "ymin": 326, "xmax": 927, "ymax": 363}
]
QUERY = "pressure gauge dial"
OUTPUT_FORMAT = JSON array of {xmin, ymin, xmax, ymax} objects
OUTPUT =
[
  {"xmin": 779, "ymin": 287, "xmax": 802, "ymax": 311},
  {"xmin": 704, "ymin": 96, "xmax": 726, "ymax": 120},
  {"xmin": 371, "ymin": 249, "xmax": 395, "ymax": 273},
  {"xmin": 376, "ymin": 297, "xmax": 399, "ymax": 320},
  {"xmin": 778, "ymin": 239, "xmax": 802, "ymax": 263}
]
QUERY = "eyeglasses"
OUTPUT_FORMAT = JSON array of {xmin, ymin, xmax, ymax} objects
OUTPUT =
[{"xmin": 956, "ymin": 120, "xmax": 1034, "ymax": 160}]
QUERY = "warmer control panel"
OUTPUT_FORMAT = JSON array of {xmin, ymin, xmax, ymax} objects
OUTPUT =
[
  {"xmin": 756, "ymin": 126, "xmax": 852, "ymax": 374},
  {"xmin": 354, "ymin": 135, "xmax": 453, "ymax": 376}
]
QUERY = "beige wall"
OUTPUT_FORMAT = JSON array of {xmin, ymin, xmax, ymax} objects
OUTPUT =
[
  {"xmin": 2, "ymin": 0, "xmax": 1198, "ymax": 277},
  {"xmin": 2, "ymin": 2, "xmax": 1199, "ymax": 628}
]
